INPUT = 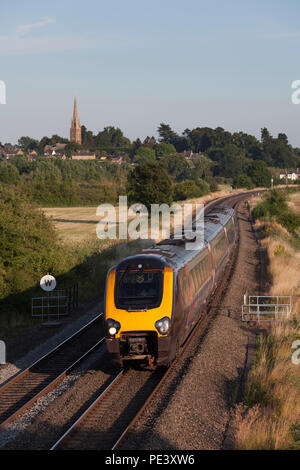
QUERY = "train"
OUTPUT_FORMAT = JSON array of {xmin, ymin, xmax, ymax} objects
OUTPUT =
[{"xmin": 104, "ymin": 204, "xmax": 237, "ymax": 368}]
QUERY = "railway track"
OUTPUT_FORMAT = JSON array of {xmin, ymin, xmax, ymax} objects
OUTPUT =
[
  {"xmin": 50, "ymin": 368, "xmax": 164, "ymax": 450},
  {"xmin": 0, "ymin": 314, "xmax": 104, "ymax": 428},
  {"xmin": 1, "ymin": 189, "xmax": 264, "ymax": 449},
  {"xmin": 50, "ymin": 191, "xmax": 255, "ymax": 451}
]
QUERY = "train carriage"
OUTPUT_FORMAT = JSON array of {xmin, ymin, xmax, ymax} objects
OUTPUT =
[{"xmin": 104, "ymin": 205, "xmax": 236, "ymax": 368}]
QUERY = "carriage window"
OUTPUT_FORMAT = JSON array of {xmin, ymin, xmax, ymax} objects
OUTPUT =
[
  {"xmin": 204, "ymin": 258, "xmax": 210, "ymax": 282},
  {"xmin": 179, "ymin": 271, "xmax": 190, "ymax": 308},
  {"xmin": 191, "ymin": 268, "xmax": 198, "ymax": 294},
  {"xmin": 213, "ymin": 232, "xmax": 227, "ymax": 266},
  {"xmin": 226, "ymin": 219, "xmax": 235, "ymax": 244},
  {"xmin": 196, "ymin": 264, "xmax": 202, "ymax": 287},
  {"xmin": 115, "ymin": 270, "xmax": 163, "ymax": 309}
]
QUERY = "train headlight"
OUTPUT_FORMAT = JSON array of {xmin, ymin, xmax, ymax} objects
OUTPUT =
[
  {"xmin": 108, "ymin": 326, "xmax": 117, "ymax": 336},
  {"xmin": 155, "ymin": 317, "xmax": 171, "ymax": 335},
  {"xmin": 106, "ymin": 318, "xmax": 121, "ymax": 337}
]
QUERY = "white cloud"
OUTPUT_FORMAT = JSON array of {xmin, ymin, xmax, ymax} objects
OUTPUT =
[
  {"xmin": 0, "ymin": 17, "xmax": 95, "ymax": 55},
  {"xmin": 16, "ymin": 17, "xmax": 55, "ymax": 37}
]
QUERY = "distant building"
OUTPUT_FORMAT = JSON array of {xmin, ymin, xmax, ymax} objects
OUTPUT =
[
  {"xmin": 43, "ymin": 149, "xmax": 66, "ymax": 159},
  {"xmin": 110, "ymin": 156, "xmax": 124, "ymax": 164},
  {"xmin": 279, "ymin": 170, "xmax": 300, "ymax": 181},
  {"xmin": 181, "ymin": 150, "xmax": 204, "ymax": 161},
  {"xmin": 44, "ymin": 143, "xmax": 67, "ymax": 153},
  {"xmin": 71, "ymin": 150, "xmax": 95, "ymax": 160},
  {"xmin": 70, "ymin": 96, "xmax": 82, "ymax": 145},
  {"xmin": 2, "ymin": 148, "xmax": 23, "ymax": 159},
  {"xmin": 27, "ymin": 150, "xmax": 38, "ymax": 161}
]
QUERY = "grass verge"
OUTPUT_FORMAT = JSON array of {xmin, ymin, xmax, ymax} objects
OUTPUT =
[{"xmin": 234, "ymin": 189, "xmax": 300, "ymax": 449}]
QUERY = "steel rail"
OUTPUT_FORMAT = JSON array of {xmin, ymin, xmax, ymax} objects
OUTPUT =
[
  {"xmin": 50, "ymin": 190, "xmax": 256, "ymax": 450},
  {"xmin": 0, "ymin": 313, "xmax": 104, "ymax": 428},
  {"xmin": 1, "ymin": 189, "xmax": 263, "ymax": 440},
  {"xmin": 50, "ymin": 369, "xmax": 124, "ymax": 450},
  {"xmin": 112, "ymin": 192, "xmax": 252, "ymax": 450}
]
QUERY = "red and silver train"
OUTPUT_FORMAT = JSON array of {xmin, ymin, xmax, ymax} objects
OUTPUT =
[{"xmin": 104, "ymin": 205, "xmax": 236, "ymax": 368}]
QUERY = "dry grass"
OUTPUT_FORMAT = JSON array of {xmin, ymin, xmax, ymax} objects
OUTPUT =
[
  {"xmin": 42, "ymin": 206, "xmax": 101, "ymax": 243},
  {"xmin": 42, "ymin": 188, "xmax": 249, "ymax": 244},
  {"xmin": 288, "ymin": 192, "xmax": 300, "ymax": 214},
  {"xmin": 235, "ymin": 191, "xmax": 300, "ymax": 450}
]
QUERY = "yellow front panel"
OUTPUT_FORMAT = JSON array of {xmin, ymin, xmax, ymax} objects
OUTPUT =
[{"xmin": 105, "ymin": 267, "xmax": 173, "ymax": 338}]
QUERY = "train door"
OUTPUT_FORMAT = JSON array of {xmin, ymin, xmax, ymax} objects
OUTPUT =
[
  {"xmin": 177, "ymin": 268, "xmax": 193, "ymax": 342},
  {"xmin": 207, "ymin": 243, "xmax": 215, "ymax": 291}
]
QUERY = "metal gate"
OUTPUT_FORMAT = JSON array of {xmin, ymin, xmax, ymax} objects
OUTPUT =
[
  {"xmin": 31, "ymin": 283, "xmax": 79, "ymax": 321},
  {"xmin": 242, "ymin": 295, "xmax": 292, "ymax": 322}
]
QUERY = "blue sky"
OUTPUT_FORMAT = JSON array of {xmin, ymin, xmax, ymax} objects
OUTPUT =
[{"xmin": 1, "ymin": 0, "xmax": 300, "ymax": 146}]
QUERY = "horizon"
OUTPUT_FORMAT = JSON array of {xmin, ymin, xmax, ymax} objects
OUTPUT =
[{"xmin": 1, "ymin": 0, "xmax": 300, "ymax": 146}]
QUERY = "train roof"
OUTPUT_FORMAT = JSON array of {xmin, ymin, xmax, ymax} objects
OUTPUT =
[{"xmin": 115, "ymin": 205, "xmax": 235, "ymax": 273}]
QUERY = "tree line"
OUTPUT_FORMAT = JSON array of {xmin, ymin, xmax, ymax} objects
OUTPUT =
[{"xmin": 1, "ymin": 123, "xmax": 300, "ymax": 206}]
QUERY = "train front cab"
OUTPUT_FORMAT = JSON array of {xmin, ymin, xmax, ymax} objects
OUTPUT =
[{"xmin": 104, "ymin": 257, "xmax": 177, "ymax": 368}]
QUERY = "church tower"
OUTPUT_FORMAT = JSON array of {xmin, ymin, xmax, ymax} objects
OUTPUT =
[{"xmin": 70, "ymin": 97, "xmax": 82, "ymax": 145}]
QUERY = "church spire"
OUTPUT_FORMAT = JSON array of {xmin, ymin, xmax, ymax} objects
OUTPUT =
[
  {"xmin": 73, "ymin": 96, "xmax": 79, "ymax": 121},
  {"xmin": 70, "ymin": 96, "xmax": 82, "ymax": 145}
]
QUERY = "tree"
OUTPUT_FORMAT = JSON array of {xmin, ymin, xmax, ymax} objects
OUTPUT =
[
  {"xmin": 133, "ymin": 147, "xmax": 156, "ymax": 165},
  {"xmin": 157, "ymin": 123, "xmax": 188, "ymax": 152},
  {"xmin": 248, "ymin": 160, "xmax": 271, "ymax": 187},
  {"xmin": 39, "ymin": 136, "xmax": 51, "ymax": 153},
  {"xmin": 157, "ymin": 123, "xmax": 178, "ymax": 144},
  {"xmin": 0, "ymin": 162, "xmax": 20, "ymax": 184},
  {"xmin": 0, "ymin": 187, "xmax": 71, "ymax": 304},
  {"xmin": 127, "ymin": 162, "xmax": 174, "ymax": 209},
  {"xmin": 95, "ymin": 126, "xmax": 128, "ymax": 149},
  {"xmin": 143, "ymin": 136, "xmax": 157, "ymax": 149},
  {"xmin": 277, "ymin": 133, "xmax": 288, "ymax": 146},
  {"xmin": 130, "ymin": 138, "xmax": 142, "ymax": 159},
  {"xmin": 234, "ymin": 174, "xmax": 254, "ymax": 189},
  {"xmin": 64, "ymin": 142, "xmax": 81, "ymax": 158},
  {"xmin": 155, "ymin": 143, "xmax": 176, "ymax": 159},
  {"xmin": 260, "ymin": 127, "xmax": 273, "ymax": 165},
  {"xmin": 160, "ymin": 154, "xmax": 192, "ymax": 181},
  {"xmin": 185, "ymin": 127, "xmax": 213, "ymax": 153},
  {"xmin": 50, "ymin": 134, "xmax": 68, "ymax": 145},
  {"xmin": 192, "ymin": 155, "xmax": 214, "ymax": 180},
  {"xmin": 212, "ymin": 144, "xmax": 249, "ymax": 179},
  {"xmin": 18, "ymin": 136, "xmax": 39, "ymax": 153}
]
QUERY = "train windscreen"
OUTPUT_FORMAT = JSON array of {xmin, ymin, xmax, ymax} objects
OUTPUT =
[{"xmin": 115, "ymin": 270, "xmax": 163, "ymax": 310}]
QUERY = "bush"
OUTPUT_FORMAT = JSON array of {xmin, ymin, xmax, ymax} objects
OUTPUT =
[
  {"xmin": 277, "ymin": 212, "xmax": 300, "ymax": 232},
  {"xmin": 0, "ymin": 186, "xmax": 75, "ymax": 314},
  {"xmin": 205, "ymin": 176, "xmax": 219, "ymax": 192},
  {"xmin": 0, "ymin": 162, "xmax": 20, "ymax": 184},
  {"xmin": 252, "ymin": 190, "xmax": 300, "ymax": 233},
  {"xmin": 174, "ymin": 179, "xmax": 210, "ymax": 201},
  {"xmin": 234, "ymin": 174, "xmax": 254, "ymax": 189}
]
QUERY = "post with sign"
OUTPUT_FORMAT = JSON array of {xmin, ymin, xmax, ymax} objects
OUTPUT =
[{"xmin": 39, "ymin": 274, "xmax": 58, "ymax": 325}]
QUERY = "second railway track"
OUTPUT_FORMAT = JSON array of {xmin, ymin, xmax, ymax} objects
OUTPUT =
[{"xmin": 0, "ymin": 313, "xmax": 104, "ymax": 428}]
